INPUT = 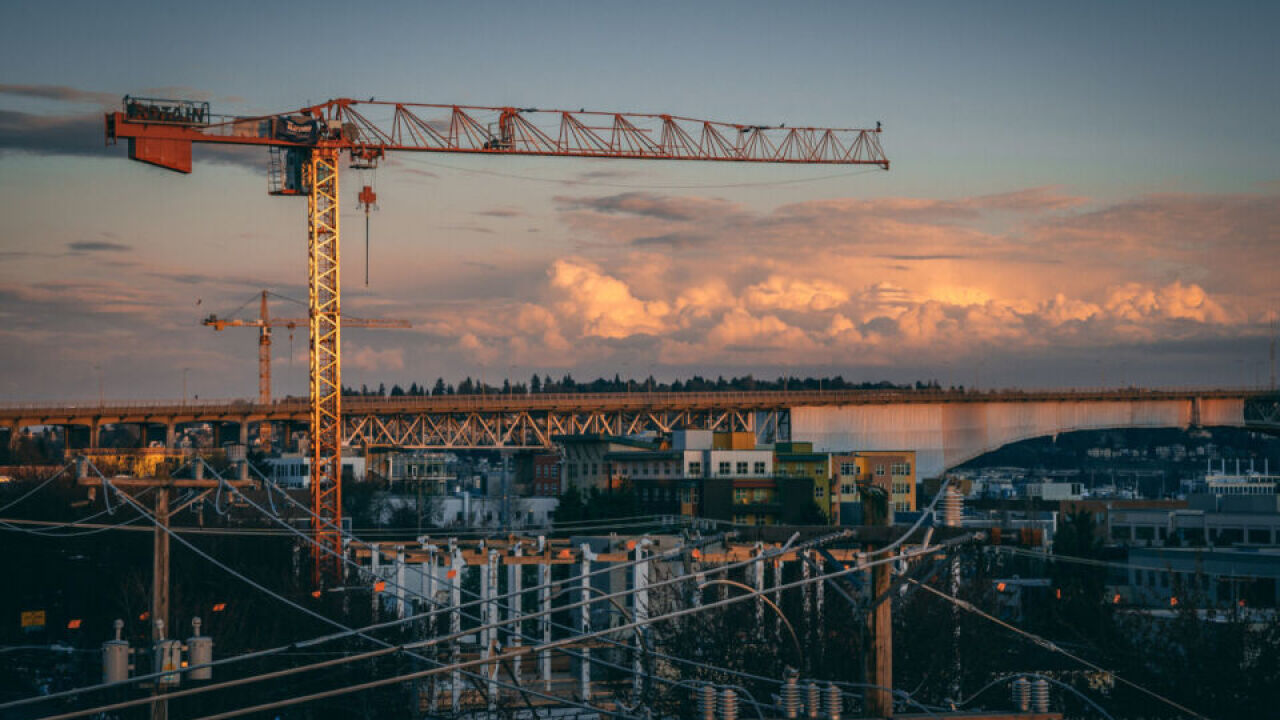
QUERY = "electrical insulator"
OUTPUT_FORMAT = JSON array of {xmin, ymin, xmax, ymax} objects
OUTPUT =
[
  {"xmin": 102, "ymin": 619, "xmax": 129, "ymax": 684},
  {"xmin": 825, "ymin": 683, "xmax": 842, "ymax": 720},
  {"xmin": 807, "ymin": 682, "xmax": 821, "ymax": 718},
  {"xmin": 1012, "ymin": 676, "xmax": 1031, "ymax": 712},
  {"xmin": 719, "ymin": 688, "xmax": 738, "ymax": 720},
  {"xmin": 187, "ymin": 617, "xmax": 213, "ymax": 680},
  {"xmin": 781, "ymin": 669, "xmax": 800, "ymax": 718},
  {"xmin": 1031, "ymin": 677, "xmax": 1050, "ymax": 713},
  {"xmin": 154, "ymin": 620, "xmax": 181, "ymax": 687},
  {"xmin": 697, "ymin": 683, "xmax": 716, "ymax": 720},
  {"xmin": 941, "ymin": 485, "xmax": 963, "ymax": 527}
]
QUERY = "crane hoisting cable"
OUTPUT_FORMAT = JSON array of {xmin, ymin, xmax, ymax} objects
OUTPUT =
[{"xmin": 357, "ymin": 184, "xmax": 377, "ymax": 286}]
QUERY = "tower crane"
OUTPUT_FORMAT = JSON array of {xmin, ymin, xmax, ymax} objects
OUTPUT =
[
  {"xmin": 203, "ymin": 289, "xmax": 410, "ymax": 439},
  {"xmin": 105, "ymin": 96, "xmax": 888, "ymax": 585}
]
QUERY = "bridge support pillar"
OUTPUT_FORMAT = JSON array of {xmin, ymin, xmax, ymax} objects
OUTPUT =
[
  {"xmin": 1191, "ymin": 396, "xmax": 1203, "ymax": 427},
  {"xmin": 165, "ymin": 422, "xmax": 176, "ymax": 450},
  {"xmin": 238, "ymin": 421, "xmax": 249, "ymax": 448},
  {"xmin": 89, "ymin": 421, "xmax": 100, "ymax": 450}
]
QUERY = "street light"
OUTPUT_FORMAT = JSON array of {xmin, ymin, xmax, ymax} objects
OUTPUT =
[{"xmin": 182, "ymin": 368, "xmax": 190, "ymax": 406}]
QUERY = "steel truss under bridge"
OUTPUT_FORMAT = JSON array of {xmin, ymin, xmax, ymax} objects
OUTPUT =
[{"xmin": 344, "ymin": 407, "xmax": 787, "ymax": 449}]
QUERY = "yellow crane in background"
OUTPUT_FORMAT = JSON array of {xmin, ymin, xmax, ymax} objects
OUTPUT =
[{"xmin": 203, "ymin": 289, "xmax": 410, "ymax": 408}]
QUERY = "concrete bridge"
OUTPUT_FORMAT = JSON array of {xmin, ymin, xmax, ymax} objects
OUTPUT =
[{"xmin": 1, "ymin": 388, "xmax": 1275, "ymax": 477}]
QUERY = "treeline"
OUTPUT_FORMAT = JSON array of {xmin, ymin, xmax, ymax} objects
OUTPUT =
[{"xmin": 343, "ymin": 374, "xmax": 949, "ymax": 397}]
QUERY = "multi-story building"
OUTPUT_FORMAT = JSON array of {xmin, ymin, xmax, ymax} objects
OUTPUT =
[
  {"xmin": 265, "ymin": 452, "xmax": 366, "ymax": 488},
  {"xmin": 831, "ymin": 451, "xmax": 917, "ymax": 525},
  {"xmin": 775, "ymin": 441, "xmax": 834, "ymax": 521},
  {"xmin": 1120, "ymin": 547, "xmax": 1280, "ymax": 608},
  {"xmin": 609, "ymin": 430, "xmax": 775, "ymax": 520},
  {"xmin": 531, "ymin": 453, "xmax": 562, "ymax": 497},
  {"xmin": 556, "ymin": 434, "xmax": 658, "ymax": 492}
]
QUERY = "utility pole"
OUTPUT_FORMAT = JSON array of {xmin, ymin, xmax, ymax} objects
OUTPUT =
[
  {"xmin": 151, "ymin": 482, "xmax": 170, "ymax": 720},
  {"xmin": 862, "ymin": 476, "xmax": 893, "ymax": 718},
  {"xmin": 74, "ymin": 460, "xmax": 254, "ymax": 720}
]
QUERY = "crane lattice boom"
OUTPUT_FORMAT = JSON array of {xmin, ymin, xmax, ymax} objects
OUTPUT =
[{"xmin": 107, "ymin": 97, "xmax": 888, "ymax": 173}]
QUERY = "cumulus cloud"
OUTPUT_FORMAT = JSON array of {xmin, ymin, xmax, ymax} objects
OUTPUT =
[
  {"xmin": 744, "ymin": 276, "xmax": 849, "ymax": 312},
  {"xmin": 548, "ymin": 259, "xmax": 670, "ymax": 338},
  {"xmin": 345, "ymin": 345, "xmax": 405, "ymax": 372}
]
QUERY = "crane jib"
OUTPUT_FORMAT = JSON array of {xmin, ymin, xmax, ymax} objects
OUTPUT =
[{"xmin": 105, "ymin": 96, "xmax": 889, "ymax": 174}]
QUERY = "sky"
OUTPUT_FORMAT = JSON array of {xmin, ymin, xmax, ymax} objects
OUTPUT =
[{"xmin": 1, "ymin": 0, "xmax": 1278, "ymax": 401}]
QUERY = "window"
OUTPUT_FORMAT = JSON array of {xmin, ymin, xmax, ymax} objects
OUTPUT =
[
  {"xmin": 689, "ymin": 461, "xmax": 702, "ymax": 476},
  {"xmin": 754, "ymin": 461, "xmax": 766, "ymax": 474},
  {"xmin": 734, "ymin": 488, "xmax": 748, "ymax": 504},
  {"xmin": 719, "ymin": 461, "xmax": 731, "ymax": 475},
  {"xmin": 841, "ymin": 484, "xmax": 854, "ymax": 495},
  {"xmin": 875, "ymin": 465, "xmax": 885, "ymax": 476},
  {"xmin": 840, "ymin": 462, "xmax": 856, "ymax": 476},
  {"xmin": 737, "ymin": 461, "xmax": 748, "ymax": 474},
  {"xmin": 590, "ymin": 463, "xmax": 598, "ymax": 475},
  {"xmin": 815, "ymin": 486, "xmax": 825, "ymax": 498}
]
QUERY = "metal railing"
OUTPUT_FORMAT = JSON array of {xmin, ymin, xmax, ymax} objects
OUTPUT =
[{"xmin": 0, "ymin": 385, "xmax": 1272, "ymax": 415}]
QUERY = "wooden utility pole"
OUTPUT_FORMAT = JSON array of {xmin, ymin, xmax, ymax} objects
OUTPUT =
[
  {"xmin": 863, "ymin": 478, "xmax": 894, "ymax": 718},
  {"xmin": 75, "ymin": 459, "xmax": 254, "ymax": 720},
  {"xmin": 151, "ymin": 483, "xmax": 171, "ymax": 720}
]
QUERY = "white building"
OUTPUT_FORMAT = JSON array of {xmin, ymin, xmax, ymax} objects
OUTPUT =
[{"xmin": 265, "ymin": 453, "xmax": 366, "ymax": 488}]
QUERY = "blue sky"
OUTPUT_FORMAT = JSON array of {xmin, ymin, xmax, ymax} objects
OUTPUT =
[{"xmin": 1, "ymin": 1, "xmax": 1278, "ymax": 400}]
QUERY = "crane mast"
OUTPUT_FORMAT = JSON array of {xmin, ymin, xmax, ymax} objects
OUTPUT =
[{"xmin": 106, "ymin": 96, "xmax": 887, "ymax": 586}]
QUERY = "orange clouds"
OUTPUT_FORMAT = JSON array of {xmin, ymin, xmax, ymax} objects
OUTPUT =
[{"xmin": 548, "ymin": 259, "xmax": 670, "ymax": 338}]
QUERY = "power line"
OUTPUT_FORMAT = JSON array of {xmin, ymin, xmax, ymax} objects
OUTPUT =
[
  {"xmin": 0, "ymin": 462, "xmax": 72, "ymax": 513},
  {"xmin": 907, "ymin": 578, "xmax": 1212, "ymax": 720},
  {"xmin": 187, "ymin": 542, "xmax": 946, "ymax": 720},
  {"xmin": 27, "ymin": 476, "xmax": 642, "ymax": 720}
]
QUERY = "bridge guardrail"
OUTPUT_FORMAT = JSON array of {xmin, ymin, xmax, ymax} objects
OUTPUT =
[{"xmin": 0, "ymin": 386, "xmax": 1273, "ymax": 415}]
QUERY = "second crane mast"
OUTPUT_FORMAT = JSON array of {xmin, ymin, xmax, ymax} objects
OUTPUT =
[{"xmin": 105, "ymin": 97, "xmax": 888, "ymax": 585}]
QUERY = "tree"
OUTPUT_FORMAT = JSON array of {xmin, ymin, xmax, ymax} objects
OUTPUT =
[
  {"xmin": 530, "ymin": 374, "xmax": 542, "ymax": 393},
  {"xmin": 432, "ymin": 377, "xmax": 446, "ymax": 396},
  {"xmin": 785, "ymin": 500, "xmax": 829, "ymax": 525},
  {"xmin": 554, "ymin": 487, "xmax": 586, "ymax": 523}
]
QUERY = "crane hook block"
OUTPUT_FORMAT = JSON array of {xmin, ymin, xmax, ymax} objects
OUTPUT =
[{"xmin": 358, "ymin": 185, "xmax": 377, "ymax": 211}]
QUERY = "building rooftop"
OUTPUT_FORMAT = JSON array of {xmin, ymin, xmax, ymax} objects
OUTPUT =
[{"xmin": 552, "ymin": 434, "xmax": 659, "ymax": 450}]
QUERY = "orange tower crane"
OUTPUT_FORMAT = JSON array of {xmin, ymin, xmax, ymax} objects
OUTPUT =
[
  {"xmin": 203, "ymin": 289, "xmax": 410, "ymax": 406},
  {"xmin": 105, "ymin": 96, "xmax": 888, "ymax": 585}
]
